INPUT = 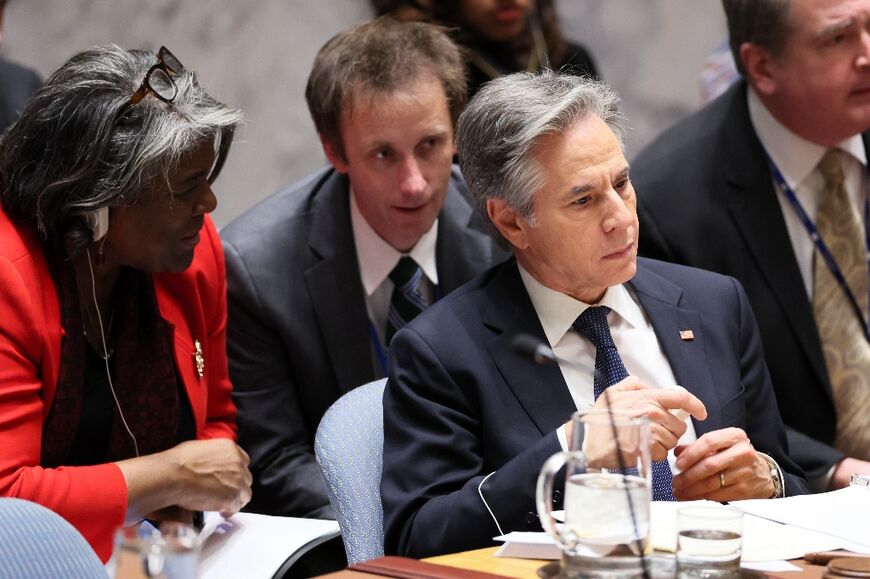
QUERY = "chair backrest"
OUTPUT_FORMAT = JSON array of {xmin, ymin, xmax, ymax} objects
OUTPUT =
[
  {"xmin": 0, "ymin": 498, "xmax": 107, "ymax": 578},
  {"xmin": 315, "ymin": 378, "xmax": 387, "ymax": 565}
]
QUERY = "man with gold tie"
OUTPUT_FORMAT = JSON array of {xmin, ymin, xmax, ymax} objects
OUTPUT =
[{"xmin": 633, "ymin": 0, "xmax": 870, "ymax": 490}]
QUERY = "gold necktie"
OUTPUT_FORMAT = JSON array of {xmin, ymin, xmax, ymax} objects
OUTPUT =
[{"xmin": 812, "ymin": 149, "xmax": 870, "ymax": 459}]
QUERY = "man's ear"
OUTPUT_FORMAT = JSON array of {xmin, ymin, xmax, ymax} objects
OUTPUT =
[
  {"xmin": 319, "ymin": 134, "xmax": 348, "ymax": 173},
  {"xmin": 741, "ymin": 42, "xmax": 779, "ymax": 96},
  {"xmin": 487, "ymin": 197, "xmax": 530, "ymax": 251}
]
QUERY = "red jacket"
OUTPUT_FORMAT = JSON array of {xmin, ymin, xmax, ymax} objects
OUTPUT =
[{"xmin": 0, "ymin": 208, "xmax": 237, "ymax": 561}]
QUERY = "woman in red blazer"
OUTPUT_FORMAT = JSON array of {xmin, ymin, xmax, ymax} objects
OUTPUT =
[{"xmin": 0, "ymin": 46, "xmax": 251, "ymax": 562}]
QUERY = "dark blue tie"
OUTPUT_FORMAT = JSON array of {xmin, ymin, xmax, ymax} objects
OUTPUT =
[
  {"xmin": 573, "ymin": 306, "xmax": 676, "ymax": 501},
  {"xmin": 385, "ymin": 257, "xmax": 428, "ymax": 345}
]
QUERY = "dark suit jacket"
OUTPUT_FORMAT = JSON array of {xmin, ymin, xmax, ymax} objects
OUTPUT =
[
  {"xmin": 381, "ymin": 258, "xmax": 808, "ymax": 558},
  {"xmin": 222, "ymin": 166, "xmax": 505, "ymax": 518},
  {"xmin": 632, "ymin": 81, "xmax": 867, "ymax": 478},
  {"xmin": 0, "ymin": 55, "xmax": 41, "ymax": 134}
]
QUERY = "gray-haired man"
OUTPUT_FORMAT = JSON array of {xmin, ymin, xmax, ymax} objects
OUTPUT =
[{"xmin": 381, "ymin": 71, "xmax": 808, "ymax": 558}]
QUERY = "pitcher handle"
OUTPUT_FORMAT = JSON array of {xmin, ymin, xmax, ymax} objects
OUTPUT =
[{"xmin": 536, "ymin": 450, "xmax": 581, "ymax": 553}]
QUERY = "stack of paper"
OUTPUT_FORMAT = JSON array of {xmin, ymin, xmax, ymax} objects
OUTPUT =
[{"xmin": 495, "ymin": 488, "xmax": 870, "ymax": 565}]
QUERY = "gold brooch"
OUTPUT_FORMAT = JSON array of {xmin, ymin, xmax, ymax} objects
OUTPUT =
[{"xmin": 194, "ymin": 340, "xmax": 205, "ymax": 379}]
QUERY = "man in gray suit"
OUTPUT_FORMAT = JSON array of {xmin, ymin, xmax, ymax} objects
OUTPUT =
[{"xmin": 222, "ymin": 17, "xmax": 504, "ymax": 519}]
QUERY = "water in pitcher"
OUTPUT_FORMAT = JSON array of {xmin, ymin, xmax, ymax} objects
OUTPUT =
[{"xmin": 563, "ymin": 472, "xmax": 650, "ymax": 561}]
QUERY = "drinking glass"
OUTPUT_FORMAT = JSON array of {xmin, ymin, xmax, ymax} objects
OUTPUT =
[
  {"xmin": 158, "ymin": 521, "xmax": 200, "ymax": 579},
  {"xmin": 676, "ymin": 506, "xmax": 743, "ymax": 578},
  {"xmin": 537, "ymin": 409, "xmax": 653, "ymax": 577},
  {"xmin": 110, "ymin": 521, "xmax": 200, "ymax": 579}
]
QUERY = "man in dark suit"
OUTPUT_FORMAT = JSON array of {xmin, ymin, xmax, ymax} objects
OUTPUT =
[
  {"xmin": 633, "ymin": 0, "xmax": 870, "ymax": 490},
  {"xmin": 382, "ymin": 71, "xmax": 808, "ymax": 558},
  {"xmin": 222, "ymin": 17, "xmax": 504, "ymax": 519},
  {"xmin": 0, "ymin": 0, "xmax": 42, "ymax": 133}
]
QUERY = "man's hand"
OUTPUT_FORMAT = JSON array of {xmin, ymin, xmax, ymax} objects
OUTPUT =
[
  {"xmin": 672, "ymin": 427, "xmax": 774, "ymax": 500},
  {"xmin": 589, "ymin": 377, "xmax": 706, "ymax": 461}
]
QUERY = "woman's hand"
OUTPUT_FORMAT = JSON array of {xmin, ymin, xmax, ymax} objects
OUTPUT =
[
  {"xmin": 117, "ymin": 438, "xmax": 252, "ymax": 523},
  {"xmin": 167, "ymin": 438, "xmax": 253, "ymax": 517}
]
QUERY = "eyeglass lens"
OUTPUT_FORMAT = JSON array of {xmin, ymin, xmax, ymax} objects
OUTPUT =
[
  {"xmin": 159, "ymin": 48, "xmax": 186, "ymax": 76},
  {"xmin": 148, "ymin": 68, "xmax": 176, "ymax": 101}
]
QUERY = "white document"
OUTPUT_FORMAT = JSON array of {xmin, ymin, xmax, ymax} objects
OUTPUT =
[
  {"xmin": 730, "ymin": 485, "xmax": 870, "ymax": 552},
  {"xmin": 495, "ymin": 498, "xmax": 859, "ymax": 564},
  {"xmin": 198, "ymin": 512, "xmax": 340, "ymax": 579},
  {"xmin": 650, "ymin": 501, "xmax": 847, "ymax": 561},
  {"xmin": 741, "ymin": 560, "xmax": 802, "ymax": 573}
]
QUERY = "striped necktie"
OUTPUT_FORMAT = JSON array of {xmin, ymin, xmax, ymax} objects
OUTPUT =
[
  {"xmin": 574, "ymin": 306, "xmax": 676, "ymax": 501},
  {"xmin": 385, "ymin": 257, "xmax": 428, "ymax": 345}
]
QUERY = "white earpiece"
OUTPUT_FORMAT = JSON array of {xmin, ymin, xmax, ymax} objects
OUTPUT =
[{"xmin": 84, "ymin": 206, "xmax": 109, "ymax": 241}]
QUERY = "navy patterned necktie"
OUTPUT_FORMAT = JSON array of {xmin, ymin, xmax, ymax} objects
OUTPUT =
[
  {"xmin": 573, "ymin": 306, "xmax": 676, "ymax": 501},
  {"xmin": 385, "ymin": 257, "xmax": 428, "ymax": 345}
]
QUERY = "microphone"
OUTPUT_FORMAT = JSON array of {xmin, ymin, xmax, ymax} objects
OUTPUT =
[
  {"xmin": 513, "ymin": 332, "xmax": 651, "ymax": 579},
  {"xmin": 511, "ymin": 333, "xmax": 597, "ymax": 377}
]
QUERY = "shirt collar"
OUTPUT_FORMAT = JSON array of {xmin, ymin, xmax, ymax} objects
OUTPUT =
[
  {"xmin": 350, "ymin": 187, "xmax": 439, "ymax": 296},
  {"xmin": 748, "ymin": 87, "xmax": 866, "ymax": 190},
  {"xmin": 517, "ymin": 264, "xmax": 646, "ymax": 348}
]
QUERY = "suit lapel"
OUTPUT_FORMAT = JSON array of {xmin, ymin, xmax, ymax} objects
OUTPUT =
[
  {"xmin": 629, "ymin": 264, "xmax": 723, "ymax": 435},
  {"xmin": 304, "ymin": 172, "xmax": 378, "ymax": 393},
  {"xmin": 721, "ymin": 85, "xmax": 829, "ymax": 392},
  {"xmin": 482, "ymin": 262, "xmax": 577, "ymax": 435},
  {"xmin": 436, "ymin": 171, "xmax": 499, "ymax": 293}
]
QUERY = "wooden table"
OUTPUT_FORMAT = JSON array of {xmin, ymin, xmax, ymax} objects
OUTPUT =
[{"xmin": 319, "ymin": 547, "xmax": 827, "ymax": 578}]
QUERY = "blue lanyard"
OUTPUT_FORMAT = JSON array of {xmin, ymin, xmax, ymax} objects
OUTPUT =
[
  {"xmin": 764, "ymin": 151, "xmax": 870, "ymax": 340},
  {"xmin": 368, "ymin": 284, "xmax": 442, "ymax": 376}
]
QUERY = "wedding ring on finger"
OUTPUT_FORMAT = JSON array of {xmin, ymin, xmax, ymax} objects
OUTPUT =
[{"xmin": 719, "ymin": 471, "xmax": 727, "ymax": 489}]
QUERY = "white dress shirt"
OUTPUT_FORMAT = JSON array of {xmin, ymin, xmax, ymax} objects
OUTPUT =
[
  {"xmin": 518, "ymin": 265, "xmax": 697, "ymax": 470},
  {"xmin": 748, "ymin": 88, "xmax": 868, "ymax": 299},
  {"xmin": 350, "ymin": 189, "xmax": 439, "ymax": 347}
]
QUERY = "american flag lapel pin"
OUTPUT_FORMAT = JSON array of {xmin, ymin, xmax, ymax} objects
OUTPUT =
[
  {"xmin": 194, "ymin": 339, "xmax": 205, "ymax": 379},
  {"xmin": 679, "ymin": 329, "xmax": 694, "ymax": 341}
]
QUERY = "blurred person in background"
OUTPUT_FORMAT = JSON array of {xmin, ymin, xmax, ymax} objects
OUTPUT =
[
  {"xmin": 372, "ymin": 0, "xmax": 598, "ymax": 98},
  {"xmin": 0, "ymin": 45, "xmax": 251, "ymax": 561},
  {"xmin": 0, "ymin": 0, "xmax": 42, "ymax": 133}
]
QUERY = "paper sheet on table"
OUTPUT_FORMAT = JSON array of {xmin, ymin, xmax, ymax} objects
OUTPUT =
[
  {"xmin": 496, "ymin": 500, "xmax": 851, "ymax": 563},
  {"xmin": 198, "ymin": 512, "xmax": 340, "ymax": 579},
  {"xmin": 741, "ymin": 560, "xmax": 802, "ymax": 572},
  {"xmin": 650, "ymin": 501, "xmax": 847, "ymax": 561},
  {"xmin": 730, "ymin": 485, "xmax": 870, "ymax": 552}
]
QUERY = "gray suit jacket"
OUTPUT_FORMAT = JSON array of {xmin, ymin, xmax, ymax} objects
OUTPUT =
[
  {"xmin": 222, "ymin": 166, "xmax": 505, "ymax": 518},
  {"xmin": 633, "ymin": 81, "xmax": 870, "ymax": 478}
]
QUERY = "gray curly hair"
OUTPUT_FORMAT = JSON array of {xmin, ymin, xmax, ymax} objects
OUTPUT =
[{"xmin": 0, "ymin": 44, "xmax": 242, "ymax": 255}]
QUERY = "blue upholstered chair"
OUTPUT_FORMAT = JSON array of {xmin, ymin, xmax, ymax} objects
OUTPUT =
[
  {"xmin": 0, "ymin": 498, "xmax": 107, "ymax": 578},
  {"xmin": 314, "ymin": 378, "xmax": 387, "ymax": 565}
]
